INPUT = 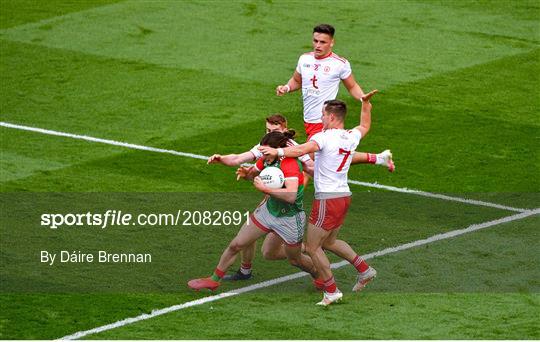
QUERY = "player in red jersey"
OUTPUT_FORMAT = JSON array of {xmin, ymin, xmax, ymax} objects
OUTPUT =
[
  {"xmin": 259, "ymin": 90, "xmax": 379, "ymax": 305},
  {"xmin": 188, "ymin": 131, "xmax": 318, "ymax": 291},
  {"xmin": 207, "ymin": 114, "xmax": 393, "ymax": 281}
]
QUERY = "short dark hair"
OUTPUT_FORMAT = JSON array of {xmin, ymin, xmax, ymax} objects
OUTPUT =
[
  {"xmin": 265, "ymin": 114, "xmax": 287, "ymax": 127},
  {"xmin": 323, "ymin": 99, "xmax": 347, "ymax": 121},
  {"xmin": 265, "ymin": 114, "xmax": 296, "ymax": 138},
  {"xmin": 313, "ymin": 24, "xmax": 335, "ymax": 37},
  {"xmin": 260, "ymin": 131, "xmax": 295, "ymax": 148}
]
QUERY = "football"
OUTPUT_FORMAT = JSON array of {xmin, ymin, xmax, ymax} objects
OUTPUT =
[{"xmin": 259, "ymin": 167, "xmax": 285, "ymax": 189}]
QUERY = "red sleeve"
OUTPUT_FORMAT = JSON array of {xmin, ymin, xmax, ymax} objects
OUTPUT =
[
  {"xmin": 254, "ymin": 158, "xmax": 264, "ymax": 172},
  {"xmin": 280, "ymin": 158, "xmax": 301, "ymax": 179}
]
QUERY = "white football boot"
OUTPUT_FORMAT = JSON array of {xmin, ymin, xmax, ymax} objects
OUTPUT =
[
  {"xmin": 352, "ymin": 266, "xmax": 377, "ymax": 292},
  {"xmin": 316, "ymin": 289, "xmax": 343, "ymax": 306}
]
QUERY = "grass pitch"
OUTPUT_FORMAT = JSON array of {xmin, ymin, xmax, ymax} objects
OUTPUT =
[{"xmin": 1, "ymin": 0, "xmax": 539, "ymax": 339}]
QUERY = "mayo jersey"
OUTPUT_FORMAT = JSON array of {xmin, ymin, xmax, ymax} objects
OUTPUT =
[
  {"xmin": 310, "ymin": 128, "xmax": 361, "ymax": 198},
  {"xmin": 254, "ymin": 157, "xmax": 304, "ymax": 217},
  {"xmin": 250, "ymin": 139, "xmax": 311, "ymax": 163},
  {"xmin": 296, "ymin": 52, "xmax": 352, "ymax": 123}
]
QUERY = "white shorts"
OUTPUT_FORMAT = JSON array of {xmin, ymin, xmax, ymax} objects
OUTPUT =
[{"xmin": 250, "ymin": 204, "xmax": 305, "ymax": 246}]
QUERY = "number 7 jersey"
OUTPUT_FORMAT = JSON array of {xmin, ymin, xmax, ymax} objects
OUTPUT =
[{"xmin": 310, "ymin": 128, "xmax": 361, "ymax": 199}]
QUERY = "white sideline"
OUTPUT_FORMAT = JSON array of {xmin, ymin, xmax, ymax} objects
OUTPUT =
[
  {"xmin": 0, "ymin": 121, "xmax": 529, "ymax": 213},
  {"xmin": 59, "ymin": 208, "xmax": 539, "ymax": 340}
]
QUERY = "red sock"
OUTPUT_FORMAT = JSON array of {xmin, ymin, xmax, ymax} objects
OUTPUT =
[
  {"xmin": 352, "ymin": 255, "xmax": 369, "ymax": 273},
  {"xmin": 324, "ymin": 276, "xmax": 337, "ymax": 293},
  {"xmin": 214, "ymin": 267, "xmax": 225, "ymax": 279},
  {"xmin": 314, "ymin": 278, "xmax": 325, "ymax": 289},
  {"xmin": 367, "ymin": 153, "xmax": 377, "ymax": 164}
]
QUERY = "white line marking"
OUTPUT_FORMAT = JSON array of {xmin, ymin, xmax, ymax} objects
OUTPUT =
[
  {"xmin": 59, "ymin": 208, "xmax": 539, "ymax": 340},
  {"xmin": 0, "ymin": 121, "xmax": 208, "ymax": 161},
  {"xmin": 0, "ymin": 120, "xmax": 529, "ymax": 213},
  {"xmin": 347, "ymin": 180, "xmax": 527, "ymax": 213}
]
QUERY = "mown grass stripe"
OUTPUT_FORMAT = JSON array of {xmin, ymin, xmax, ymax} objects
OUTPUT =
[
  {"xmin": 1, "ymin": 120, "xmax": 528, "ymax": 213},
  {"xmin": 59, "ymin": 208, "xmax": 539, "ymax": 340}
]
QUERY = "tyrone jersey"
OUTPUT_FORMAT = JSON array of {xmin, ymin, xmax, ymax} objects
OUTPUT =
[
  {"xmin": 250, "ymin": 139, "xmax": 311, "ymax": 163},
  {"xmin": 310, "ymin": 128, "xmax": 361, "ymax": 198},
  {"xmin": 254, "ymin": 157, "xmax": 304, "ymax": 217},
  {"xmin": 296, "ymin": 52, "xmax": 352, "ymax": 123}
]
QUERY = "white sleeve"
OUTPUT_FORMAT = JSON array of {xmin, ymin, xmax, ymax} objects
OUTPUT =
[
  {"xmin": 340, "ymin": 59, "xmax": 352, "ymax": 80},
  {"xmin": 249, "ymin": 144, "xmax": 263, "ymax": 160},
  {"xmin": 350, "ymin": 129, "xmax": 362, "ymax": 144},
  {"xmin": 295, "ymin": 55, "xmax": 303, "ymax": 74},
  {"xmin": 299, "ymin": 153, "xmax": 311, "ymax": 163},
  {"xmin": 310, "ymin": 132, "xmax": 326, "ymax": 151}
]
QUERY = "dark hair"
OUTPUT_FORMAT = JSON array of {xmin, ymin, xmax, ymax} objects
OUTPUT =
[
  {"xmin": 323, "ymin": 99, "xmax": 347, "ymax": 121},
  {"xmin": 266, "ymin": 114, "xmax": 287, "ymax": 127},
  {"xmin": 260, "ymin": 131, "xmax": 295, "ymax": 148},
  {"xmin": 265, "ymin": 113, "xmax": 296, "ymax": 139},
  {"xmin": 313, "ymin": 24, "xmax": 335, "ymax": 37}
]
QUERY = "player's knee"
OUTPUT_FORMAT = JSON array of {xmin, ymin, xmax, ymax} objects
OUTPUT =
[
  {"xmin": 228, "ymin": 240, "xmax": 245, "ymax": 253},
  {"xmin": 261, "ymin": 246, "xmax": 278, "ymax": 260},
  {"xmin": 322, "ymin": 240, "xmax": 335, "ymax": 250}
]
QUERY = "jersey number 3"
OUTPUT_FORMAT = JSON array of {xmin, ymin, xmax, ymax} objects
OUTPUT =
[{"xmin": 336, "ymin": 148, "xmax": 351, "ymax": 172}]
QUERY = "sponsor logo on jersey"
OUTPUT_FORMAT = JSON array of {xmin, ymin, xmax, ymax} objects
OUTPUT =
[
  {"xmin": 303, "ymin": 63, "xmax": 311, "ymax": 68},
  {"xmin": 324, "ymin": 66, "xmax": 331, "ymax": 72}
]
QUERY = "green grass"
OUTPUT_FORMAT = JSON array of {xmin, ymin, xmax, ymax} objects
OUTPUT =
[{"xmin": 0, "ymin": 0, "xmax": 539, "ymax": 339}]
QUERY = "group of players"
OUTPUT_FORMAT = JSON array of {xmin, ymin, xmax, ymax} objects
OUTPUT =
[{"xmin": 188, "ymin": 24, "xmax": 394, "ymax": 306}]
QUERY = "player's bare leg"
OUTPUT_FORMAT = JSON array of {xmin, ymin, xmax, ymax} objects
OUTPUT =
[
  {"xmin": 305, "ymin": 223, "xmax": 343, "ymax": 305},
  {"xmin": 188, "ymin": 220, "xmax": 266, "ymax": 291},
  {"xmin": 261, "ymin": 233, "xmax": 287, "ymax": 260},
  {"xmin": 223, "ymin": 241, "xmax": 256, "ymax": 281},
  {"xmin": 283, "ymin": 243, "xmax": 318, "ymax": 279},
  {"xmin": 216, "ymin": 221, "xmax": 266, "ymax": 272},
  {"xmin": 322, "ymin": 227, "xmax": 377, "ymax": 292},
  {"xmin": 321, "ymin": 228, "xmax": 357, "ymax": 261},
  {"xmin": 305, "ymin": 224, "xmax": 332, "ymax": 279}
]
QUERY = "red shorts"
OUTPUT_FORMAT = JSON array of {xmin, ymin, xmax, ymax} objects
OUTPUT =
[
  {"xmin": 309, "ymin": 196, "xmax": 352, "ymax": 230},
  {"xmin": 304, "ymin": 122, "xmax": 324, "ymax": 140}
]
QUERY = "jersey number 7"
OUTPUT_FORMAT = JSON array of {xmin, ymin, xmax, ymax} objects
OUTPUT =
[{"xmin": 336, "ymin": 148, "xmax": 351, "ymax": 172}]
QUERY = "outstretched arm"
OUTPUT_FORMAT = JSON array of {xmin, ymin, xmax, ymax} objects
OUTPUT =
[
  {"xmin": 207, "ymin": 151, "xmax": 255, "ymax": 167},
  {"xmin": 258, "ymin": 140, "xmax": 319, "ymax": 160},
  {"xmin": 353, "ymin": 90, "xmax": 378, "ymax": 138},
  {"xmin": 276, "ymin": 71, "xmax": 302, "ymax": 96}
]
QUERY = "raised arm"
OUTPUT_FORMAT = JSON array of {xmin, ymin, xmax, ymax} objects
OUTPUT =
[
  {"xmin": 353, "ymin": 90, "xmax": 378, "ymax": 138},
  {"xmin": 276, "ymin": 70, "xmax": 302, "ymax": 96}
]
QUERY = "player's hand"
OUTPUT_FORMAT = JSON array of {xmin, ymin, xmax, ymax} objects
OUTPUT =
[
  {"xmin": 361, "ymin": 89, "xmax": 378, "ymax": 102},
  {"xmin": 258, "ymin": 146, "xmax": 278, "ymax": 158},
  {"xmin": 253, "ymin": 176, "xmax": 269, "ymax": 193},
  {"xmin": 276, "ymin": 85, "xmax": 289, "ymax": 96},
  {"xmin": 235, "ymin": 166, "xmax": 250, "ymax": 180},
  {"xmin": 207, "ymin": 154, "xmax": 222, "ymax": 164}
]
